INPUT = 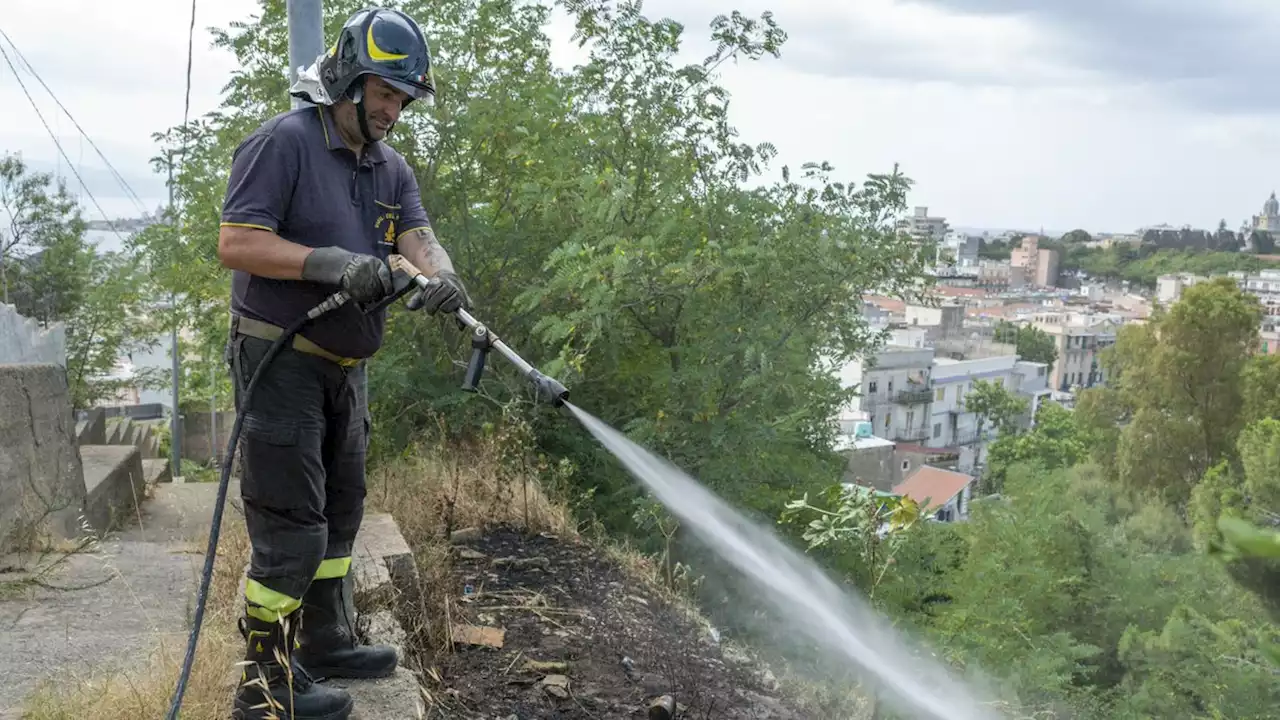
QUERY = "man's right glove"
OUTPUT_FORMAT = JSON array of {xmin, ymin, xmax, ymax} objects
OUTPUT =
[
  {"xmin": 406, "ymin": 270, "xmax": 472, "ymax": 315},
  {"xmin": 302, "ymin": 246, "xmax": 393, "ymax": 304}
]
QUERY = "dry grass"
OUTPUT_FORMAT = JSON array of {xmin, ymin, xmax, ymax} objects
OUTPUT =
[
  {"xmin": 365, "ymin": 415, "xmax": 575, "ymax": 657},
  {"xmin": 22, "ymin": 515, "xmax": 250, "ymax": 720}
]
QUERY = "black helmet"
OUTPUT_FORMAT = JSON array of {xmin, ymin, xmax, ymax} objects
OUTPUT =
[{"xmin": 319, "ymin": 8, "xmax": 436, "ymax": 106}]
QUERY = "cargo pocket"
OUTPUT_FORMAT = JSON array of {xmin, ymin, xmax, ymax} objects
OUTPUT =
[{"xmin": 238, "ymin": 412, "xmax": 313, "ymax": 510}]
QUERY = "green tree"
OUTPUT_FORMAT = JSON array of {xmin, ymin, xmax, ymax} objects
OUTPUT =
[
  {"xmin": 963, "ymin": 378, "xmax": 1028, "ymax": 441},
  {"xmin": 1079, "ymin": 278, "xmax": 1262, "ymax": 504},
  {"xmin": 515, "ymin": 1, "xmax": 931, "ymax": 521},
  {"xmin": 1059, "ymin": 229, "xmax": 1092, "ymax": 245},
  {"xmin": 984, "ymin": 401, "xmax": 1084, "ymax": 493},
  {"xmin": 995, "ymin": 320, "xmax": 1058, "ymax": 366},
  {"xmin": 0, "ymin": 152, "xmax": 155, "ymax": 407},
  {"xmin": 1239, "ymin": 353, "xmax": 1280, "ymax": 425}
]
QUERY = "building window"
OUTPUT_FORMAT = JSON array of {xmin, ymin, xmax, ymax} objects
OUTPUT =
[
  {"xmin": 935, "ymin": 387, "xmax": 944, "ymax": 401},
  {"xmin": 933, "ymin": 423, "xmax": 942, "ymax": 438},
  {"xmin": 868, "ymin": 380, "xmax": 877, "ymax": 394},
  {"xmin": 884, "ymin": 414, "xmax": 891, "ymax": 428}
]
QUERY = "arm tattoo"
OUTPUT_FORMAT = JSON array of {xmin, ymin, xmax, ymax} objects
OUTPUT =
[{"xmin": 410, "ymin": 226, "xmax": 456, "ymax": 276}]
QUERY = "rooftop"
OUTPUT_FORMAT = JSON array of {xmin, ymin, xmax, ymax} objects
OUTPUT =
[{"xmin": 893, "ymin": 465, "xmax": 974, "ymax": 511}]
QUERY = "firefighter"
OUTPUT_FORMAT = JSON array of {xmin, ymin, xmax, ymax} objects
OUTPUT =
[{"xmin": 216, "ymin": 8, "xmax": 469, "ymax": 718}]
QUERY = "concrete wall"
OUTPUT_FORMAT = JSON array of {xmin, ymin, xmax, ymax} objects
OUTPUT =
[
  {"xmin": 842, "ymin": 442, "xmax": 901, "ymax": 492},
  {"xmin": 0, "ymin": 364, "xmax": 87, "ymax": 550},
  {"xmin": 0, "ymin": 303, "xmax": 65, "ymax": 365},
  {"xmin": 180, "ymin": 406, "xmax": 237, "ymax": 466}
]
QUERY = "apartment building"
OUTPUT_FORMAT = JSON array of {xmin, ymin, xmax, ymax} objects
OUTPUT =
[
  {"xmin": 1031, "ymin": 311, "xmax": 1118, "ymax": 391},
  {"xmin": 1156, "ymin": 273, "xmax": 1210, "ymax": 305},
  {"xmin": 841, "ymin": 346, "xmax": 937, "ymax": 443},
  {"xmin": 1010, "ymin": 236, "xmax": 1061, "ymax": 288},
  {"xmin": 898, "ymin": 206, "xmax": 950, "ymax": 245},
  {"xmin": 977, "ymin": 260, "xmax": 1027, "ymax": 290},
  {"xmin": 837, "ymin": 347, "xmax": 1051, "ymax": 473}
]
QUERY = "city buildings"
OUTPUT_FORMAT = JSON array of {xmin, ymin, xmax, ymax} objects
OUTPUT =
[
  {"xmin": 1010, "ymin": 236, "xmax": 1061, "ymax": 288},
  {"xmin": 836, "ymin": 345, "xmax": 1051, "ymax": 474},
  {"xmin": 1030, "ymin": 311, "xmax": 1118, "ymax": 391},
  {"xmin": 899, "ymin": 206, "xmax": 950, "ymax": 245},
  {"xmin": 1243, "ymin": 192, "xmax": 1280, "ymax": 238},
  {"xmin": 1156, "ymin": 273, "xmax": 1209, "ymax": 305}
]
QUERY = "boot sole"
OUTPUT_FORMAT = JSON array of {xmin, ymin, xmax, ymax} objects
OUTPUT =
[
  {"xmin": 304, "ymin": 663, "xmax": 398, "ymax": 680},
  {"xmin": 232, "ymin": 696, "xmax": 355, "ymax": 720}
]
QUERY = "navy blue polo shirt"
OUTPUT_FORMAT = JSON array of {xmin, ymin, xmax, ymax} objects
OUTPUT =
[{"xmin": 220, "ymin": 104, "xmax": 432, "ymax": 359}]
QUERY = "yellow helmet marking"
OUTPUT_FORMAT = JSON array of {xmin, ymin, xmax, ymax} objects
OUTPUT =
[{"xmin": 367, "ymin": 25, "xmax": 408, "ymax": 61}]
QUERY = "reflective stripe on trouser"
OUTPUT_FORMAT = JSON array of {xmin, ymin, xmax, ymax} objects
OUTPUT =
[{"xmin": 229, "ymin": 333, "xmax": 369, "ymax": 621}]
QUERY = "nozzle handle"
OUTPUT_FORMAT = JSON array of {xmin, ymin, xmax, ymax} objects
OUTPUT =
[{"xmin": 389, "ymin": 254, "xmax": 568, "ymax": 406}]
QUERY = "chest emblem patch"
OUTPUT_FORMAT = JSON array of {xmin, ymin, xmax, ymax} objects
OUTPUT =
[{"xmin": 374, "ymin": 203, "xmax": 401, "ymax": 247}]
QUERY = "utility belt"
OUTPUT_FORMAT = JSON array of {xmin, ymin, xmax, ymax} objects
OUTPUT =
[{"xmin": 229, "ymin": 314, "xmax": 364, "ymax": 369}]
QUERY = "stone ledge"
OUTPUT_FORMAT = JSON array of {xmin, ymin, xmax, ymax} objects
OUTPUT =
[{"xmin": 79, "ymin": 444, "xmax": 146, "ymax": 535}]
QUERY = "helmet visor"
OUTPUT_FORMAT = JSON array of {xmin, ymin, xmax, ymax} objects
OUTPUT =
[{"xmin": 383, "ymin": 75, "xmax": 435, "ymax": 105}]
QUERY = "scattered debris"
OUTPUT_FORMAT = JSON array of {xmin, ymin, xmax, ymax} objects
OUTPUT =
[
  {"xmin": 449, "ymin": 527, "xmax": 482, "ymax": 544},
  {"xmin": 522, "ymin": 659, "xmax": 568, "ymax": 673},
  {"xmin": 539, "ymin": 673, "xmax": 570, "ymax": 699},
  {"xmin": 492, "ymin": 555, "xmax": 550, "ymax": 570},
  {"xmin": 455, "ymin": 548, "xmax": 487, "ymax": 561},
  {"xmin": 649, "ymin": 693, "xmax": 677, "ymax": 720},
  {"xmin": 450, "ymin": 623, "xmax": 505, "ymax": 649}
]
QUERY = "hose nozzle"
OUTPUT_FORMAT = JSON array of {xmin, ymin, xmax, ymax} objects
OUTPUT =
[{"xmin": 530, "ymin": 370, "xmax": 570, "ymax": 407}]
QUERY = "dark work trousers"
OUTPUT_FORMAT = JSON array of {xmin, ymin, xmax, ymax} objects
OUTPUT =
[{"xmin": 228, "ymin": 332, "xmax": 369, "ymax": 621}]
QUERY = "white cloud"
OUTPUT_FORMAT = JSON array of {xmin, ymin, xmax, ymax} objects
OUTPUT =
[
  {"xmin": 3, "ymin": 0, "xmax": 1279, "ymax": 235},
  {"xmin": 0, "ymin": 0, "xmax": 260, "ymax": 217}
]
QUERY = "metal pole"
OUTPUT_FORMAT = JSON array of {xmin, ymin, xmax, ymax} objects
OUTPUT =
[
  {"xmin": 287, "ymin": 0, "xmax": 325, "ymax": 110},
  {"xmin": 209, "ymin": 352, "xmax": 217, "ymax": 469},
  {"xmin": 168, "ymin": 156, "xmax": 182, "ymax": 480}
]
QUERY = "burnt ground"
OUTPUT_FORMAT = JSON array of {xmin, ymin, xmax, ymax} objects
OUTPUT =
[{"xmin": 420, "ymin": 525, "xmax": 806, "ymax": 720}]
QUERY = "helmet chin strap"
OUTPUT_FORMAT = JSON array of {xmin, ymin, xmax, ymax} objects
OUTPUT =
[{"xmin": 349, "ymin": 84, "xmax": 378, "ymax": 144}]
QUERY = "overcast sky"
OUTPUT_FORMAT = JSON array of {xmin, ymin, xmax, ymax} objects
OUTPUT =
[{"xmin": 3, "ymin": 0, "xmax": 1280, "ymax": 237}]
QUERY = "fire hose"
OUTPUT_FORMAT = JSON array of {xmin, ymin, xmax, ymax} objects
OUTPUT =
[{"xmin": 165, "ymin": 255, "xmax": 567, "ymax": 719}]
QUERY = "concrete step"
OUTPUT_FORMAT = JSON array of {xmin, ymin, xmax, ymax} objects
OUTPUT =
[
  {"xmin": 79, "ymin": 445, "xmax": 146, "ymax": 536},
  {"xmin": 0, "ymin": 537, "xmax": 202, "ymax": 717},
  {"xmin": 75, "ymin": 408, "xmax": 106, "ymax": 446},
  {"xmin": 116, "ymin": 480, "xmax": 240, "ymax": 545},
  {"xmin": 142, "ymin": 458, "xmax": 172, "ymax": 486}
]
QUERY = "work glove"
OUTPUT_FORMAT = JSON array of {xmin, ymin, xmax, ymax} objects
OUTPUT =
[
  {"xmin": 301, "ymin": 246, "xmax": 393, "ymax": 304},
  {"xmin": 406, "ymin": 270, "xmax": 472, "ymax": 315}
]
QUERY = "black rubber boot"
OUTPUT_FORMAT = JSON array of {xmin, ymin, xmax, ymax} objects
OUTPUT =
[
  {"xmin": 232, "ymin": 607, "xmax": 355, "ymax": 720},
  {"xmin": 296, "ymin": 576, "xmax": 398, "ymax": 680}
]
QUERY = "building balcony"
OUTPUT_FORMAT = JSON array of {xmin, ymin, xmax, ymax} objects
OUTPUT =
[
  {"xmin": 950, "ymin": 430, "xmax": 988, "ymax": 446},
  {"xmin": 893, "ymin": 387, "xmax": 933, "ymax": 405},
  {"xmin": 893, "ymin": 428, "xmax": 931, "ymax": 443}
]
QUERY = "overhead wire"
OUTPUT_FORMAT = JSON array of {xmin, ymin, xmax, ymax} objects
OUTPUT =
[
  {"xmin": 0, "ymin": 26, "xmax": 149, "ymax": 216},
  {"xmin": 0, "ymin": 35, "xmax": 125, "ymax": 242}
]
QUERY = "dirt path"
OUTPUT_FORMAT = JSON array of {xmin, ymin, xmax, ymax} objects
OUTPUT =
[{"xmin": 421, "ymin": 525, "xmax": 803, "ymax": 719}]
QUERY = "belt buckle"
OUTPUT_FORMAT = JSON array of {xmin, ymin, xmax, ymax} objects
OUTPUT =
[{"xmin": 339, "ymin": 357, "xmax": 360, "ymax": 368}]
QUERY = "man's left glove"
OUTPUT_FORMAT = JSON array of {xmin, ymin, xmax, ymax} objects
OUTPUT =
[
  {"xmin": 302, "ymin": 246, "xmax": 393, "ymax": 303},
  {"xmin": 406, "ymin": 270, "xmax": 472, "ymax": 315}
]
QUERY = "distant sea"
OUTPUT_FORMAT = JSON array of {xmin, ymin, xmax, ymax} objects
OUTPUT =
[{"xmin": 85, "ymin": 228, "xmax": 132, "ymax": 255}]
